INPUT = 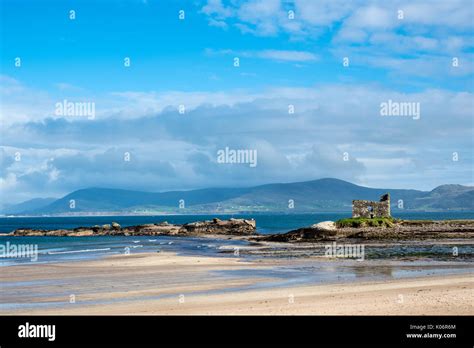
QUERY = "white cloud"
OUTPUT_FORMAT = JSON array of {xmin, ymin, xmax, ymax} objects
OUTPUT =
[
  {"xmin": 201, "ymin": 0, "xmax": 474, "ymax": 75},
  {"xmin": 1, "ymin": 78, "xmax": 472, "ymax": 202},
  {"xmin": 0, "ymin": 173, "xmax": 17, "ymax": 191},
  {"xmin": 256, "ymin": 49, "xmax": 318, "ymax": 61},
  {"xmin": 205, "ymin": 48, "xmax": 318, "ymax": 62},
  {"xmin": 202, "ymin": 0, "xmax": 474, "ymax": 37},
  {"xmin": 0, "ymin": 76, "xmax": 54, "ymax": 126},
  {"xmin": 54, "ymin": 82, "xmax": 84, "ymax": 92},
  {"xmin": 344, "ymin": 5, "xmax": 395, "ymax": 29},
  {"xmin": 208, "ymin": 18, "xmax": 228, "ymax": 29},
  {"xmin": 201, "ymin": 0, "xmax": 233, "ymax": 19},
  {"xmin": 294, "ymin": 0, "xmax": 355, "ymax": 26},
  {"xmin": 400, "ymin": 1, "xmax": 474, "ymax": 28}
]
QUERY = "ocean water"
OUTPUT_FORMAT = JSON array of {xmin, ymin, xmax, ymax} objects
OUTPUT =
[
  {"xmin": 0, "ymin": 212, "xmax": 473, "ymax": 266},
  {"xmin": 0, "ymin": 234, "xmax": 251, "ymax": 266}
]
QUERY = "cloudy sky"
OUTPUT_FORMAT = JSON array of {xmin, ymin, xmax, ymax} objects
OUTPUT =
[{"xmin": 1, "ymin": 0, "xmax": 473, "ymax": 204}]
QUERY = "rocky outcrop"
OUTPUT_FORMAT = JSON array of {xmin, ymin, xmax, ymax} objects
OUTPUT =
[
  {"xmin": 121, "ymin": 222, "xmax": 183, "ymax": 236},
  {"xmin": 9, "ymin": 218, "xmax": 257, "ymax": 237},
  {"xmin": 338, "ymin": 220, "xmax": 474, "ymax": 240},
  {"xmin": 255, "ymin": 219, "xmax": 474, "ymax": 242},
  {"xmin": 257, "ymin": 222, "xmax": 339, "ymax": 242},
  {"xmin": 182, "ymin": 218, "xmax": 256, "ymax": 235},
  {"xmin": 311, "ymin": 221, "xmax": 336, "ymax": 231}
]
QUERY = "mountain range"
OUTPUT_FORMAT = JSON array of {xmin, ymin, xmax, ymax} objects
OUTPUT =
[{"xmin": 2, "ymin": 178, "xmax": 473, "ymax": 216}]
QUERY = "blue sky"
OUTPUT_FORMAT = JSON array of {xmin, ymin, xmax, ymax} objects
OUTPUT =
[{"xmin": 1, "ymin": 0, "xmax": 473, "ymax": 203}]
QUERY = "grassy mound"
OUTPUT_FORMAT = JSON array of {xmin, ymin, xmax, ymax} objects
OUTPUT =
[{"xmin": 336, "ymin": 217, "xmax": 397, "ymax": 228}]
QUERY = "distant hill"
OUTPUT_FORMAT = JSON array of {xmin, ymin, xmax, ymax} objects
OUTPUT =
[
  {"xmin": 411, "ymin": 185, "xmax": 474, "ymax": 210},
  {"xmin": 3, "ymin": 178, "xmax": 473, "ymax": 216},
  {"xmin": 2, "ymin": 198, "xmax": 57, "ymax": 215}
]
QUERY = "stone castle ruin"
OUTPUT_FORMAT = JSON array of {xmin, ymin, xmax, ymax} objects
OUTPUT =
[{"xmin": 352, "ymin": 193, "xmax": 391, "ymax": 218}]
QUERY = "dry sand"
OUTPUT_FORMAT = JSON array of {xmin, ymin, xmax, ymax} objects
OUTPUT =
[{"xmin": 1, "ymin": 252, "xmax": 472, "ymax": 315}]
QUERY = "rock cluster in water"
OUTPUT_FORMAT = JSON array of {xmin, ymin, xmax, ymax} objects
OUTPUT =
[
  {"xmin": 7, "ymin": 218, "xmax": 474, "ymax": 242},
  {"xmin": 9, "ymin": 218, "xmax": 257, "ymax": 237}
]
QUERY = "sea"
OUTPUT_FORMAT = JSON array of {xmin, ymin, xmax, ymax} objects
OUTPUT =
[{"xmin": 0, "ymin": 211, "xmax": 473, "ymax": 266}]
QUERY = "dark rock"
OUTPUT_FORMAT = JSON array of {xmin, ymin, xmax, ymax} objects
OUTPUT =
[
  {"xmin": 257, "ymin": 226, "xmax": 338, "ymax": 242},
  {"xmin": 183, "ymin": 218, "xmax": 256, "ymax": 235}
]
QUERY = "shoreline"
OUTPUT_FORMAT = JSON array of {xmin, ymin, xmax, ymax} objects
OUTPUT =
[
  {"xmin": 1, "ymin": 251, "xmax": 473, "ymax": 315},
  {"xmin": 1, "ymin": 227, "xmax": 473, "ymax": 267},
  {"xmin": 6, "ymin": 217, "xmax": 474, "ymax": 240},
  {"xmin": 2, "ymin": 216, "xmax": 473, "ymax": 315}
]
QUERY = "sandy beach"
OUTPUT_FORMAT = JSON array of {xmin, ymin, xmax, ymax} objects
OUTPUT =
[{"xmin": 1, "ymin": 251, "xmax": 473, "ymax": 315}]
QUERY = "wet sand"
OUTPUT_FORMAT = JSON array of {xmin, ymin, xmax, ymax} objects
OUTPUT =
[{"xmin": 0, "ymin": 252, "xmax": 473, "ymax": 315}]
